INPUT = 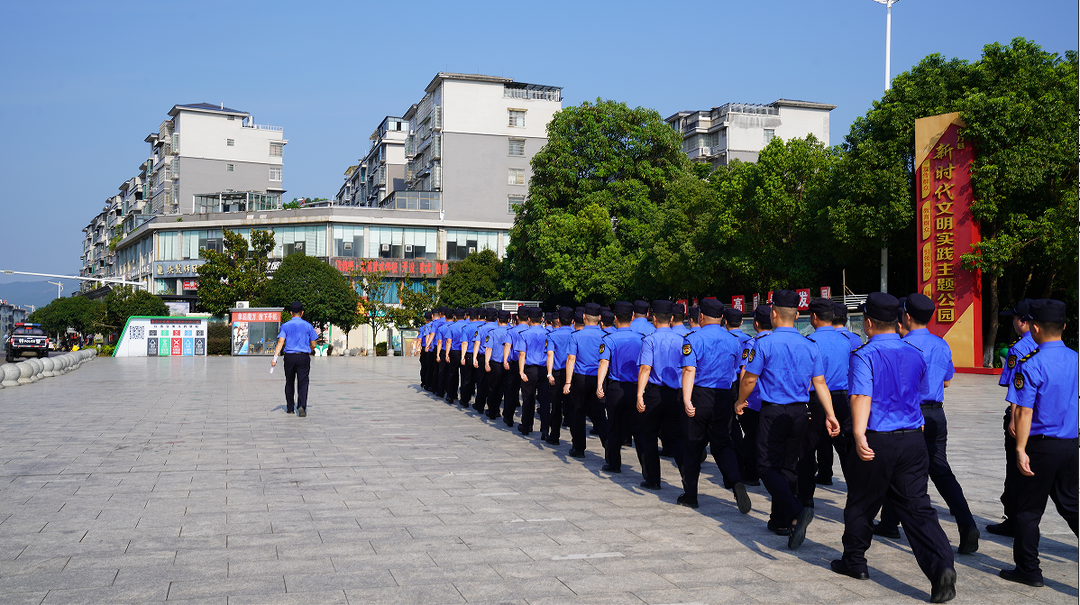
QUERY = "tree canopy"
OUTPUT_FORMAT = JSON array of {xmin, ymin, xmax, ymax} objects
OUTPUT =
[
  {"xmin": 438, "ymin": 249, "xmax": 504, "ymax": 308},
  {"xmin": 103, "ymin": 286, "xmax": 168, "ymax": 331},
  {"xmin": 197, "ymin": 228, "xmax": 275, "ymax": 316},
  {"xmin": 262, "ymin": 254, "xmax": 360, "ymax": 333},
  {"xmin": 28, "ymin": 295, "xmax": 100, "ymax": 337}
]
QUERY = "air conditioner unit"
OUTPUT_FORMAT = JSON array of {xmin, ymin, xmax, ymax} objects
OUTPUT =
[
  {"xmin": 381, "ymin": 243, "xmax": 390, "ymax": 252},
  {"xmin": 343, "ymin": 242, "xmax": 352, "ymax": 251},
  {"xmin": 236, "ymin": 301, "xmax": 249, "ymax": 309},
  {"xmin": 294, "ymin": 241, "xmax": 305, "ymax": 252},
  {"xmin": 467, "ymin": 246, "xmax": 476, "ymax": 254},
  {"xmin": 404, "ymin": 244, "xmax": 413, "ymax": 253}
]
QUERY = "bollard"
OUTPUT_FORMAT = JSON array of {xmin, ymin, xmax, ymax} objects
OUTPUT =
[
  {"xmin": 60, "ymin": 354, "xmax": 72, "ymax": 373},
  {"xmin": 1, "ymin": 363, "xmax": 19, "ymax": 387},
  {"xmin": 29, "ymin": 358, "xmax": 44, "ymax": 382},
  {"xmin": 17, "ymin": 361, "xmax": 34, "ymax": 385},
  {"xmin": 41, "ymin": 357, "xmax": 55, "ymax": 378}
]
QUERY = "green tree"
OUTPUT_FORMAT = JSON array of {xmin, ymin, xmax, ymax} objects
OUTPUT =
[
  {"xmin": 351, "ymin": 269, "xmax": 396, "ymax": 354},
  {"xmin": 397, "ymin": 275, "xmax": 439, "ymax": 329},
  {"xmin": 29, "ymin": 295, "xmax": 100, "ymax": 340},
  {"xmin": 505, "ymin": 99, "xmax": 689, "ymax": 304},
  {"xmin": 197, "ymin": 228, "xmax": 275, "ymax": 316},
  {"xmin": 262, "ymin": 254, "xmax": 361, "ymax": 335},
  {"xmin": 103, "ymin": 286, "xmax": 168, "ymax": 332},
  {"xmin": 438, "ymin": 249, "xmax": 503, "ymax": 308}
]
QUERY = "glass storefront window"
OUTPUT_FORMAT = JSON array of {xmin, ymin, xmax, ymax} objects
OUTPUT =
[
  {"xmin": 445, "ymin": 230, "xmax": 500, "ymax": 260},
  {"xmin": 333, "ymin": 224, "xmax": 364, "ymax": 257}
]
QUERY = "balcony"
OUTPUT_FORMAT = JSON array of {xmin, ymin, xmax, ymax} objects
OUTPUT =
[
  {"xmin": 431, "ymin": 106, "xmax": 441, "ymax": 130},
  {"xmin": 242, "ymin": 122, "xmax": 283, "ymax": 132},
  {"xmin": 379, "ymin": 190, "xmax": 441, "ymax": 211}
]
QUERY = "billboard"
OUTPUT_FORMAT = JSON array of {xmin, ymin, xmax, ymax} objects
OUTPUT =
[
  {"xmin": 113, "ymin": 317, "xmax": 208, "ymax": 357},
  {"xmin": 914, "ymin": 112, "xmax": 982, "ymax": 368}
]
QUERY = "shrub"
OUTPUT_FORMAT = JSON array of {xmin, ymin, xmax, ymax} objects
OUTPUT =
[
  {"xmin": 375, "ymin": 342, "xmax": 387, "ymax": 356},
  {"xmin": 207, "ymin": 322, "xmax": 232, "ymax": 356}
]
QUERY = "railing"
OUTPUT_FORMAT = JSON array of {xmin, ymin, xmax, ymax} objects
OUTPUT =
[
  {"xmin": 380, "ymin": 190, "xmax": 441, "ymax": 211},
  {"xmin": 242, "ymin": 123, "xmax": 283, "ymax": 132},
  {"xmin": 431, "ymin": 106, "xmax": 441, "ymax": 130}
]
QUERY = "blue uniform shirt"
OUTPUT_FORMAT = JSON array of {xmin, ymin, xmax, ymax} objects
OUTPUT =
[
  {"xmin": 277, "ymin": 317, "xmax": 318, "ymax": 354},
  {"xmin": 485, "ymin": 325, "xmax": 510, "ymax": 363},
  {"xmin": 681, "ymin": 324, "xmax": 740, "ymax": 389},
  {"xmin": 672, "ymin": 324, "xmax": 692, "ymax": 337},
  {"xmin": 999, "ymin": 331, "xmax": 1037, "ymax": 388},
  {"xmin": 1006, "ymin": 340, "xmax": 1079, "ymax": 439},
  {"xmin": 429, "ymin": 318, "xmax": 447, "ymax": 352},
  {"xmin": 447, "ymin": 320, "xmax": 468, "ymax": 351},
  {"xmin": 631, "ymin": 317, "xmax": 656, "ymax": 336},
  {"xmin": 638, "ymin": 327, "xmax": 684, "ymax": 388},
  {"xmin": 599, "ymin": 327, "xmax": 644, "ymax": 382},
  {"xmin": 474, "ymin": 321, "xmax": 497, "ymax": 352},
  {"xmin": 903, "ymin": 328, "xmax": 954, "ymax": 403},
  {"xmin": 849, "ymin": 333, "xmax": 927, "ymax": 432},
  {"xmin": 839, "ymin": 327, "xmax": 864, "ymax": 351},
  {"xmin": 730, "ymin": 328, "xmax": 751, "ymax": 348},
  {"xmin": 743, "ymin": 326, "xmax": 824, "ymax": 404},
  {"xmin": 567, "ymin": 325, "xmax": 605, "ymax": 376},
  {"xmin": 505, "ymin": 323, "xmax": 528, "ymax": 362},
  {"xmin": 741, "ymin": 330, "xmax": 770, "ymax": 411},
  {"xmin": 809, "ymin": 325, "xmax": 852, "ymax": 391},
  {"xmin": 545, "ymin": 326, "xmax": 574, "ymax": 371},
  {"xmin": 515, "ymin": 324, "xmax": 550, "ymax": 366}
]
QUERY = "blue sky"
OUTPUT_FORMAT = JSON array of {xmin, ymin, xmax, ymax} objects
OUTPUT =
[{"xmin": 0, "ymin": 0, "xmax": 1075, "ymax": 293}]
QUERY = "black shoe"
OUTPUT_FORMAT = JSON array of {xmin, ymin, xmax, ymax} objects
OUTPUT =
[
  {"xmin": 872, "ymin": 522, "xmax": 901, "ymax": 539},
  {"xmin": 742, "ymin": 478, "xmax": 760, "ymax": 487},
  {"xmin": 767, "ymin": 520, "xmax": 791, "ymax": 536},
  {"xmin": 589, "ymin": 427, "xmax": 598, "ymax": 435},
  {"xmin": 930, "ymin": 568, "xmax": 957, "ymax": 603},
  {"xmin": 788, "ymin": 507, "xmax": 815, "ymax": 549},
  {"xmin": 998, "ymin": 568, "xmax": 1043, "ymax": 588},
  {"xmin": 733, "ymin": 482, "xmax": 751, "ymax": 515},
  {"xmin": 460, "ymin": 399, "xmax": 471, "ymax": 407},
  {"xmin": 545, "ymin": 437, "xmax": 560, "ymax": 446},
  {"xmin": 830, "ymin": 559, "xmax": 870, "ymax": 580},
  {"xmin": 472, "ymin": 405, "xmax": 484, "ymax": 413},
  {"xmin": 286, "ymin": 408, "xmax": 294, "ymax": 414},
  {"xmin": 297, "ymin": 408, "xmax": 307, "ymax": 417},
  {"xmin": 677, "ymin": 494, "xmax": 699, "ymax": 509},
  {"xmin": 601, "ymin": 463, "xmax": 621, "ymax": 473},
  {"xmin": 986, "ymin": 520, "xmax": 1016, "ymax": 537},
  {"xmin": 658, "ymin": 449, "xmax": 673, "ymax": 458},
  {"xmin": 639, "ymin": 481, "xmax": 661, "ymax": 490},
  {"xmin": 503, "ymin": 418, "xmax": 514, "ymax": 427},
  {"xmin": 801, "ymin": 498, "xmax": 815, "ymax": 508},
  {"xmin": 815, "ymin": 475, "xmax": 833, "ymax": 486},
  {"xmin": 486, "ymin": 413, "xmax": 498, "ymax": 420},
  {"xmin": 568, "ymin": 449, "xmax": 585, "ymax": 459},
  {"xmin": 518, "ymin": 426, "xmax": 532, "ymax": 436},
  {"xmin": 958, "ymin": 525, "xmax": 980, "ymax": 554}
]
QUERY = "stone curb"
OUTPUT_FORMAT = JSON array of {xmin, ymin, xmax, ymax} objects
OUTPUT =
[{"xmin": 0, "ymin": 347, "xmax": 97, "ymax": 389}]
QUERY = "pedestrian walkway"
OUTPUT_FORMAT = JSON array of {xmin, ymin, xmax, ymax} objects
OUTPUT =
[{"xmin": 0, "ymin": 356, "xmax": 1075, "ymax": 604}]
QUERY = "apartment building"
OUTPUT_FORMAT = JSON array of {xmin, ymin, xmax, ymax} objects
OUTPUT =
[{"xmin": 666, "ymin": 99, "xmax": 836, "ymax": 168}]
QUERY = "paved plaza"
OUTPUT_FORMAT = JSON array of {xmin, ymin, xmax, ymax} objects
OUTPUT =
[{"xmin": 0, "ymin": 355, "xmax": 1075, "ymax": 605}]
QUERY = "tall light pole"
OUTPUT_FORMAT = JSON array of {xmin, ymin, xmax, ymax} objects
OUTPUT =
[{"xmin": 873, "ymin": 0, "xmax": 898, "ymax": 293}]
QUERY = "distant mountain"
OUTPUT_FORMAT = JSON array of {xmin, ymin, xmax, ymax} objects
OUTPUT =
[{"xmin": 0, "ymin": 281, "xmax": 71, "ymax": 311}]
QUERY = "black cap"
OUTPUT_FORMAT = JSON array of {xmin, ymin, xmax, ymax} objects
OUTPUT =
[
  {"xmin": 688, "ymin": 306, "xmax": 700, "ymax": 322},
  {"xmin": 1029, "ymin": 299, "xmax": 1066, "ymax": 323},
  {"xmin": 600, "ymin": 310, "xmax": 615, "ymax": 325},
  {"xmin": 575, "ymin": 306, "xmax": 585, "ymax": 316},
  {"xmin": 652, "ymin": 300, "xmax": 673, "ymax": 315},
  {"xmin": 612, "ymin": 301, "xmax": 633, "ymax": 316},
  {"xmin": 833, "ymin": 302, "xmax": 848, "ymax": 319},
  {"xmin": 558, "ymin": 306, "xmax": 575, "ymax": 324},
  {"xmin": 424, "ymin": 311, "xmax": 432, "ymax": 320},
  {"xmin": 700, "ymin": 298, "xmax": 725, "ymax": 318},
  {"xmin": 808, "ymin": 298, "xmax": 832, "ymax": 316},
  {"xmin": 289, "ymin": 301, "xmax": 303, "ymax": 313},
  {"xmin": 724, "ymin": 308, "xmax": 743, "ymax": 326},
  {"xmin": 484, "ymin": 309, "xmax": 495, "ymax": 321},
  {"xmin": 584, "ymin": 302, "xmax": 602, "ymax": 316},
  {"xmin": 455, "ymin": 308, "xmax": 465, "ymax": 318},
  {"xmin": 574, "ymin": 311, "xmax": 584, "ymax": 325},
  {"xmin": 754, "ymin": 304, "xmax": 772, "ymax": 328},
  {"xmin": 896, "ymin": 297, "xmax": 908, "ymax": 322},
  {"xmin": 498, "ymin": 309, "xmax": 511, "ymax": 322},
  {"xmin": 633, "ymin": 300, "xmax": 650, "ymax": 315},
  {"xmin": 773, "ymin": 289, "xmax": 799, "ymax": 309},
  {"xmin": 904, "ymin": 293, "xmax": 934, "ymax": 324},
  {"xmin": 673, "ymin": 303, "xmax": 686, "ymax": 316},
  {"xmin": 859, "ymin": 292, "xmax": 900, "ymax": 323},
  {"xmin": 528, "ymin": 307, "xmax": 543, "ymax": 321},
  {"xmin": 1000, "ymin": 298, "xmax": 1034, "ymax": 321}
]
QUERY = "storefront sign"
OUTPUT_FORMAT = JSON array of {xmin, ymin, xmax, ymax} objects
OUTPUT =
[
  {"xmin": 331, "ymin": 257, "xmax": 449, "ymax": 278},
  {"xmin": 154, "ymin": 260, "xmax": 206, "ymax": 277},
  {"xmin": 233, "ymin": 311, "xmax": 281, "ymax": 322}
]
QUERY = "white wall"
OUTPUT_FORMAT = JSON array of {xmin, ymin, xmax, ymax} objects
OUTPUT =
[
  {"xmin": 775, "ymin": 106, "xmax": 831, "ymax": 146},
  {"xmin": 176, "ymin": 111, "xmax": 284, "ymax": 164},
  {"xmin": 441, "ymin": 79, "xmax": 560, "ymax": 139}
]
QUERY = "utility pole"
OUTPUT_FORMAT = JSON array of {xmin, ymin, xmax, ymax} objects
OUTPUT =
[{"xmin": 872, "ymin": 0, "xmax": 899, "ymax": 293}]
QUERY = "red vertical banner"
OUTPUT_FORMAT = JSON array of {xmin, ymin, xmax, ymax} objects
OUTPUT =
[
  {"xmin": 752, "ymin": 294, "xmax": 760, "ymax": 310},
  {"xmin": 732, "ymin": 296, "xmax": 745, "ymax": 312},
  {"xmin": 820, "ymin": 286, "xmax": 831, "ymax": 299},
  {"xmin": 796, "ymin": 289, "xmax": 810, "ymax": 310},
  {"xmin": 915, "ymin": 113, "xmax": 982, "ymax": 368}
]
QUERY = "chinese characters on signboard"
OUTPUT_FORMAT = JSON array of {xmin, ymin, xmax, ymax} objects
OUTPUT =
[{"xmin": 331, "ymin": 258, "xmax": 449, "ymax": 278}]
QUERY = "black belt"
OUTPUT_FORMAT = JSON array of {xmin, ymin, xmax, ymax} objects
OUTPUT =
[
  {"xmin": 1029, "ymin": 435, "xmax": 1078, "ymax": 442},
  {"xmin": 761, "ymin": 401, "xmax": 808, "ymax": 407},
  {"xmin": 921, "ymin": 401, "xmax": 943, "ymax": 409},
  {"xmin": 830, "ymin": 390, "xmax": 848, "ymax": 396},
  {"xmin": 866, "ymin": 428, "xmax": 922, "ymax": 434}
]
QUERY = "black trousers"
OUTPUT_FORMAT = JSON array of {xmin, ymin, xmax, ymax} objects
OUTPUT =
[
  {"xmin": 459, "ymin": 351, "xmax": 476, "ymax": 405},
  {"xmin": 999, "ymin": 405, "xmax": 1021, "ymax": 522},
  {"xmin": 728, "ymin": 383, "xmax": 747, "ymax": 485},
  {"xmin": 283, "ymin": 352, "xmax": 311, "ymax": 411},
  {"xmin": 634, "ymin": 383, "xmax": 683, "ymax": 485},
  {"xmin": 682, "ymin": 385, "xmax": 742, "ymax": 498},
  {"xmin": 811, "ymin": 390, "xmax": 851, "ymax": 482},
  {"xmin": 519, "ymin": 365, "xmax": 550, "ymax": 433},
  {"xmin": 419, "ymin": 349, "xmax": 429, "ymax": 388},
  {"xmin": 570, "ymin": 374, "xmax": 605, "ymax": 452},
  {"xmin": 472, "ymin": 353, "xmax": 487, "ymax": 412},
  {"xmin": 737, "ymin": 408, "xmax": 761, "ymax": 482},
  {"xmin": 548, "ymin": 369, "xmax": 567, "ymax": 441},
  {"xmin": 485, "ymin": 361, "xmax": 506, "ymax": 419},
  {"xmin": 881, "ymin": 404, "xmax": 975, "ymax": 531},
  {"xmin": 445, "ymin": 350, "xmax": 461, "ymax": 402},
  {"xmin": 436, "ymin": 352, "xmax": 449, "ymax": 397},
  {"xmin": 758, "ymin": 402, "xmax": 809, "ymax": 526},
  {"xmin": 502, "ymin": 360, "xmax": 521, "ymax": 425},
  {"xmin": 1012, "ymin": 437, "xmax": 1079, "ymax": 580},
  {"xmin": 604, "ymin": 380, "xmax": 637, "ymax": 468},
  {"xmin": 841, "ymin": 431, "xmax": 954, "ymax": 583}
]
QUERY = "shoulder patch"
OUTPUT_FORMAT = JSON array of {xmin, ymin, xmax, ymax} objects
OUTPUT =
[
  {"xmin": 1019, "ymin": 349, "xmax": 1039, "ymax": 364},
  {"xmin": 598, "ymin": 343, "xmax": 605, "ymax": 355},
  {"xmin": 853, "ymin": 342, "xmax": 868, "ymax": 354},
  {"xmin": 682, "ymin": 343, "xmax": 692, "ymax": 356},
  {"xmin": 1006, "ymin": 354, "xmax": 1017, "ymax": 369},
  {"xmin": 742, "ymin": 349, "xmax": 749, "ymax": 360},
  {"xmin": 806, "ymin": 336, "xmax": 816, "ymax": 343},
  {"xmin": 747, "ymin": 349, "xmax": 756, "ymax": 363},
  {"xmin": 1013, "ymin": 371, "xmax": 1024, "ymax": 390},
  {"xmin": 1009, "ymin": 337, "xmax": 1021, "ymax": 347}
]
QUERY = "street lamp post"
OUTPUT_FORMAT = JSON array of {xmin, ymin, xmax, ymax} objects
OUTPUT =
[{"xmin": 873, "ymin": 0, "xmax": 899, "ymax": 293}]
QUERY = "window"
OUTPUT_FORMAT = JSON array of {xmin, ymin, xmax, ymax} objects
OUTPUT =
[
  {"xmin": 508, "ymin": 138, "xmax": 525, "ymax": 156},
  {"xmin": 763, "ymin": 129, "xmax": 775, "ymax": 144},
  {"xmin": 269, "ymin": 167, "xmax": 282, "ymax": 181},
  {"xmin": 226, "ymin": 139, "xmax": 234, "ymax": 146},
  {"xmin": 227, "ymin": 115, "xmax": 235, "ymax": 121},
  {"xmin": 269, "ymin": 142, "xmax": 283, "ymax": 157},
  {"xmin": 508, "ymin": 168, "xmax": 526, "ymax": 186},
  {"xmin": 226, "ymin": 164, "xmax": 234, "ymax": 172},
  {"xmin": 508, "ymin": 194, "xmax": 525, "ymax": 213},
  {"xmin": 446, "ymin": 230, "xmax": 500, "ymax": 261},
  {"xmin": 508, "ymin": 110, "xmax": 526, "ymax": 128}
]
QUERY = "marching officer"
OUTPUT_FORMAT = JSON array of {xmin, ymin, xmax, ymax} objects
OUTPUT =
[
  {"xmin": 735, "ymin": 304, "xmax": 772, "ymax": 488},
  {"xmin": 564, "ymin": 303, "xmax": 608, "ymax": 458},
  {"xmin": 671, "ymin": 303, "xmax": 691, "ymax": 336},
  {"xmin": 418, "ymin": 311, "xmax": 433, "ymax": 388},
  {"xmin": 458, "ymin": 308, "xmax": 483, "ymax": 407},
  {"xmin": 501, "ymin": 310, "xmax": 529, "ymax": 427},
  {"xmin": 679, "ymin": 298, "xmax": 751, "ymax": 512},
  {"xmin": 482, "ymin": 310, "xmax": 512, "ymax": 420},
  {"xmin": 434, "ymin": 308, "xmax": 456, "ymax": 400},
  {"xmin": 631, "ymin": 300, "xmax": 655, "ymax": 336},
  {"xmin": 736, "ymin": 290, "xmax": 839, "ymax": 549},
  {"xmin": 988, "ymin": 299, "xmax": 1036, "ymax": 537},
  {"xmin": 596, "ymin": 301, "xmax": 644, "ymax": 473},
  {"xmin": 545, "ymin": 307, "xmax": 575, "ymax": 446},
  {"xmin": 831, "ymin": 293, "xmax": 956, "ymax": 604},
  {"xmin": 1000, "ymin": 299, "xmax": 1079, "ymax": 587},
  {"xmin": 516, "ymin": 307, "xmax": 550, "ymax": 437},
  {"xmin": 635, "ymin": 300, "xmax": 686, "ymax": 490},
  {"xmin": 471, "ymin": 309, "xmax": 498, "ymax": 413}
]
